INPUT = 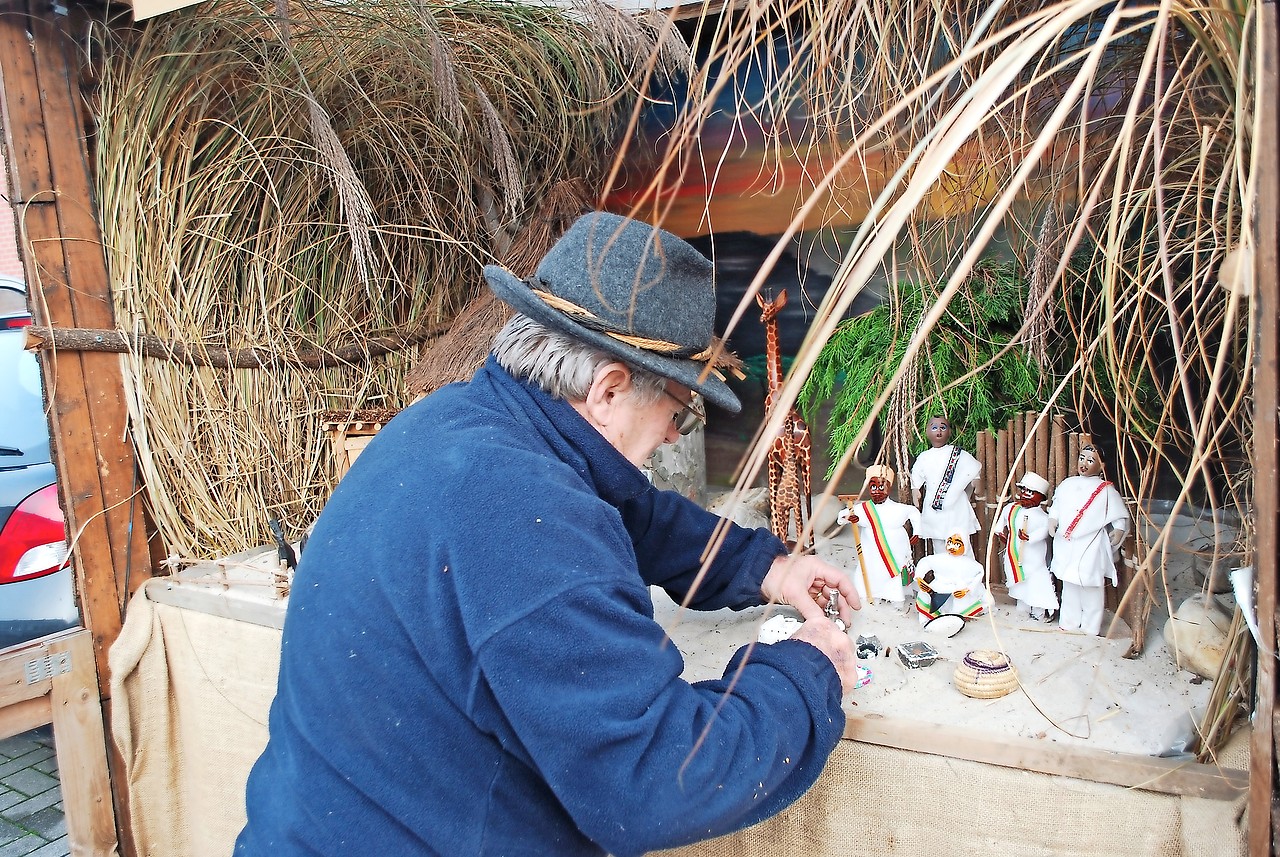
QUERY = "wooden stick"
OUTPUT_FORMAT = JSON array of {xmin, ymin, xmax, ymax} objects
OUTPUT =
[
  {"xmin": 24, "ymin": 322, "xmax": 448, "ymax": 370},
  {"xmin": 843, "ymin": 715, "xmax": 1248, "ymax": 801}
]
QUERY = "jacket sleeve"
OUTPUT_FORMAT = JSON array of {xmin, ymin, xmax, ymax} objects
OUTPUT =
[
  {"xmin": 473, "ymin": 579, "xmax": 845, "ymax": 857},
  {"xmin": 619, "ymin": 485, "xmax": 787, "ymax": 611}
]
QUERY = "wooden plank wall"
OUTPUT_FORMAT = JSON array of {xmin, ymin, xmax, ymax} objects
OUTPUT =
[
  {"xmin": 1250, "ymin": 3, "xmax": 1278, "ymax": 854},
  {"xmin": 0, "ymin": 3, "xmax": 152, "ymax": 854},
  {"xmin": 0, "ymin": 2, "xmax": 151, "ymax": 682}
]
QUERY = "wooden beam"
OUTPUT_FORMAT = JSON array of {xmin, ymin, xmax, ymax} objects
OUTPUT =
[
  {"xmin": 0, "ymin": 0, "xmax": 151, "ymax": 689},
  {"xmin": 1250, "ymin": 4, "xmax": 1279, "ymax": 854},
  {"xmin": 0, "ymin": 696, "xmax": 52, "ymax": 740},
  {"xmin": 844, "ymin": 715, "xmax": 1248, "ymax": 801},
  {"xmin": 0, "ymin": 5, "xmax": 149, "ymax": 855},
  {"xmin": 0, "ymin": 639, "xmax": 56, "ymax": 711},
  {"xmin": 48, "ymin": 630, "xmax": 119, "ymax": 856}
]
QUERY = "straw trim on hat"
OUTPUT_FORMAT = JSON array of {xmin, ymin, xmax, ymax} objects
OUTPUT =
[
  {"xmin": 483, "ymin": 211, "xmax": 744, "ymax": 413},
  {"xmin": 953, "ymin": 649, "xmax": 1019, "ymax": 699},
  {"xmin": 864, "ymin": 464, "xmax": 895, "ymax": 485}
]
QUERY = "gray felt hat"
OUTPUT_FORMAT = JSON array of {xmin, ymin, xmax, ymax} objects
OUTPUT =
[{"xmin": 483, "ymin": 211, "xmax": 742, "ymax": 413}]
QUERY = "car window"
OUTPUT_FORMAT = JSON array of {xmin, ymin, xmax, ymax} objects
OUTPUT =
[
  {"xmin": 0, "ymin": 286, "xmax": 27, "ymax": 318},
  {"xmin": 0, "ymin": 329, "xmax": 51, "ymax": 467}
]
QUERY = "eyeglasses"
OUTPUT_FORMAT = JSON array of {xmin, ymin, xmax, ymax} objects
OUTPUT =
[{"xmin": 663, "ymin": 387, "xmax": 706, "ymax": 436}]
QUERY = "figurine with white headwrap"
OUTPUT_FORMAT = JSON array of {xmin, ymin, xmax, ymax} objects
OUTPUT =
[
  {"xmin": 993, "ymin": 472, "xmax": 1057, "ymax": 621},
  {"xmin": 836, "ymin": 465, "xmax": 921, "ymax": 604}
]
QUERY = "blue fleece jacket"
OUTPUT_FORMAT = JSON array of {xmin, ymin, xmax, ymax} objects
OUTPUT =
[{"xmin": 235, "ymin": 357, "xmax": 845, "ymax": 856}]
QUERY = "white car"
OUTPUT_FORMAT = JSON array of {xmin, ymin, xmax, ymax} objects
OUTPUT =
[{"xmin": 0, "ymin": 275, "xmax": 77, "ymax": 650}]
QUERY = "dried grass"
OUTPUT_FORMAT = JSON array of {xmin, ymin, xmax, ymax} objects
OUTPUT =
[
  {"xmin": 628, "ymin": 0, "xmax": 1258, "ymax": 757},
  {"xmin": 92, "ymin": 0, "xmax": 680, "ymax": 560}
]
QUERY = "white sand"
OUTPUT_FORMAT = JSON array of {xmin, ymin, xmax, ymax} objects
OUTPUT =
[{"xmin": 657, "ymin": 502, "xmax": 1243, "ymax": 759}]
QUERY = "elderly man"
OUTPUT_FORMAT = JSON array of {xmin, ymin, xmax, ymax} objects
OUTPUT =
[{"xmin": 235, "ymin": 212, "xmax": 860, "ymax": 857}]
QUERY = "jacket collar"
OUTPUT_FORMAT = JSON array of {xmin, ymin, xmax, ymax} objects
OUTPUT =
[{"xmin": 479, "ymin": 355, "xmax": 654, "ymax": 506}]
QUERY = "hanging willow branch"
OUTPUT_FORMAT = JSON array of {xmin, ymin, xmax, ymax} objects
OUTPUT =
[{"xmin": 23, "ymin": 323, "xmax": 448, "ymax": 369}]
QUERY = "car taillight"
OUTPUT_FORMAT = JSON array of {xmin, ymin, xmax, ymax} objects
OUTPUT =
[
  {"xmin": 0, "ymin": 316, "xmax": 32, "ymax": 330},
  {"xmin": 0, "ymin": 484, "xmax": 70, "ymax": 584}
]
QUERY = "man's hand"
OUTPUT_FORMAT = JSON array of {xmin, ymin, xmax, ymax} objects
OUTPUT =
[
  {"xmin": 789, "ymin": 617, "xmax": 859, "ymax": 693},
  {"xmin": 761, "ymin": 554, "xmax": 861, "ymax": 626}
]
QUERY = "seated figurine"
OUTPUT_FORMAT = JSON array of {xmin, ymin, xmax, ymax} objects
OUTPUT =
[
  {"xmin": 836, "ymin": 465, "xmax": 921, "ymax": 604},
  {"xmin": 913, "ymin": 533, "xmax": 991, "ymax": 625},
  {"xmin": 993, "ymin": 472, "xmax": 1058, "ymax": 622}
]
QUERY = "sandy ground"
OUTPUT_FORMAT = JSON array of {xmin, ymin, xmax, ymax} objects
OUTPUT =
[{"xmin": 656, "ymin": 498, "xmax": 1245, "ymax": 760}]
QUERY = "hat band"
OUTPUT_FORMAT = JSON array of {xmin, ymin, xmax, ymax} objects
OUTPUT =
[{"xmin": 531, "ymin": 287, "xmax": 743, "ymax": 380}]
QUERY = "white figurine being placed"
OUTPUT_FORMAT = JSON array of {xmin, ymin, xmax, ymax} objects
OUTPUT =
[
  {"xmin": 913, "ymin": 533, "xmax": 991, "ymax": 626},
  {"xmin": 836, "ymin": 465, "xmax": 921, "ymax": 604},
  {"xmin": 992, "ymin": 472, "xmax": 1058, "ymax": 621},
  {"xmin": 911, "ymin": 415, "xmax": 981, "ymax": 556},
  {"xmin": 1047, "ymin": 444, "xmax": 1130, "ymax": 635}
]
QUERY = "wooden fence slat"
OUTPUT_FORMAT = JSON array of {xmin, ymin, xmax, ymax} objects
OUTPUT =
[{"xmin": 48, "ymin": 630, "xmax": 119, "ymax": 855}]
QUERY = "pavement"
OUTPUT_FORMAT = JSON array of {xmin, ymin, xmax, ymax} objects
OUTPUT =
[{"xmin": 0, "ymin": 728, "xmax": 67, "ymax": 857}]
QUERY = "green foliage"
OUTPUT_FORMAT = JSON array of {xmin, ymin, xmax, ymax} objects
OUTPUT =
[{"xmin": 799, "ymin": 261, "xmax": 1044, "ymax": 472}]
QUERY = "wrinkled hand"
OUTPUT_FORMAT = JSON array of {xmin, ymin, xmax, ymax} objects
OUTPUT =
[
  {"xmin": 1109, "ymin": 527, "xmax": 1126, "ymax": 548},
  {"xmin": 789, "ymin": 617, "xmax": 859, "ymax": 694},
  {"xmin": 761, "ymin": 554, "xmax": 861, "ymax": 626}
]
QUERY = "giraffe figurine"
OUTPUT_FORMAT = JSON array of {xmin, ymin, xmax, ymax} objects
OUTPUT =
[{"xmin": 756, "ymin": 289, "xmax": 814, "ymax": 552}]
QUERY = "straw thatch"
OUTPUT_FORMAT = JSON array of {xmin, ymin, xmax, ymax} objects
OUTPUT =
[{"xmin": 92, "ymin": 0, "xmax": 686, "ymax": 560}]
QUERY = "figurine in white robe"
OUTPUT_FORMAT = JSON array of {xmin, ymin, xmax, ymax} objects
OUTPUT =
[
  {"xmin": 993, "ymin": 472, "xmax": 1057, "ymax": 621},
  {"xmin": 910, "ymin": 415, "xmax": 981, "ymax": 556},
  {"xmin": 913, "ymin": 533, "xmax": 991, "ymax": 625},
  {"xmin": 836, "ymin": 465, "xmax": 921, "ymax": 604},
  {"xmin": 1047, "ymin": 444, "xmax": 1130, "ymax": 635}
]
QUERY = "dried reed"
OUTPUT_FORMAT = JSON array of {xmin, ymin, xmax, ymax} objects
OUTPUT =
[{"xmin": 93, "ymin": 0, "xmax": 679, "ymax": 559}]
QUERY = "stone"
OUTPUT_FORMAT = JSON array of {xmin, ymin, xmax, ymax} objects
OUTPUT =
[
  {"xmin": 1163, "ymin": 597, "xmax": 1233, "ymax": 679},
  {"xmin": 706, "ymin": 487, "xmax": 771, "ymax": 530}
]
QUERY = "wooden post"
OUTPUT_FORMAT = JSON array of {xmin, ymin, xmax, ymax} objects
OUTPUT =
[
  {"xmin": 1052, "ymin": 412, "xmax": 1068, "ymax": 487},
  {"xmin": 1250, "ymin": 5, "xmax": 1278, "ymax": 854},
  {"xmin": 0, "ymin": 5, "xmax": 151, "ymax": 854}
]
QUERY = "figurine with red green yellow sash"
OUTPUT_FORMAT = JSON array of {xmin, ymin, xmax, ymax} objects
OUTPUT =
[
  {"xmin": 992, "ymin": 472, "xmax": 1057, "ymax": 621},
  {"xmin": 1047, "ymin": 444, "xmax": 1130, "ymax": 635},
  {"xmin": 836, "ymin": 465, "xmax": 921, "ymax": 604},
  {"xmin": 913, "ymin": 533, "xmax": 991, "ymax": 625}
]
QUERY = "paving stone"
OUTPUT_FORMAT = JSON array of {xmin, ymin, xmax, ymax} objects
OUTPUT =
[
  {"xmin": 18, "ymin": 807, "xmax": 62, "ymax": 842},
  {"xmin": 0, "ymin": 818, "xmax": 25, "ymax": 846},
  {"xmin": 3, "ymin": 790, "xmax": 60, "ymax": 823},
  {"xmin": 0, "ymin": 833, "xmax": 46, "ymax": 857},
  {"xmin": 25, "ymin": 761, "xmax": 53, "ymax": 779},
  {"xmin": 0, "ymin": 790, "xmax": 22, "ymax": 813},
  {"xmin": 24, "ymin": 837, "xmax": 67, "ymax": 857},
  {"xmin": 0, "ymin": 752, "xmax": 53, "ymax": 783},
  {"xmin": 0, "ymin": 739, "xmax": 41, "ymax": 763},
  {"xmin": 0, "ymin": 771, "xmax": 54, "ymax": 801}
]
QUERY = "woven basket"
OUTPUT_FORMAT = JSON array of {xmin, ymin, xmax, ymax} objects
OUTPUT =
[{"xmin": 953, "ymin": 649, "xmax": 1020, "ymax": 699}]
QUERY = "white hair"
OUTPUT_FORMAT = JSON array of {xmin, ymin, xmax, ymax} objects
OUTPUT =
[{"xmin": 491, "ymin": 314, "xmax": 666, "ymax": 405}]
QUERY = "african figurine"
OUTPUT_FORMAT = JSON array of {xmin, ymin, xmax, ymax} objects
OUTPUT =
[
  {"xmin": 836, "ymin": 465, "xmax": 921, "ymax": 604},
  {"xmin": 1047, "ymin": 444, "xmax": 1129, "ymax": 635},
  {"xmin": 910, "ymin": 415, "xmax": 981, "ymax": 556},
  {"xmin": 993, "ymin": 472, "xmax": 1057, "ymax": 621}
]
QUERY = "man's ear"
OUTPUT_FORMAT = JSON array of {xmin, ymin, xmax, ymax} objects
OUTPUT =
[{"xmin": 578, "ymin": 362, "xmax": 633, "ymax": 429}]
